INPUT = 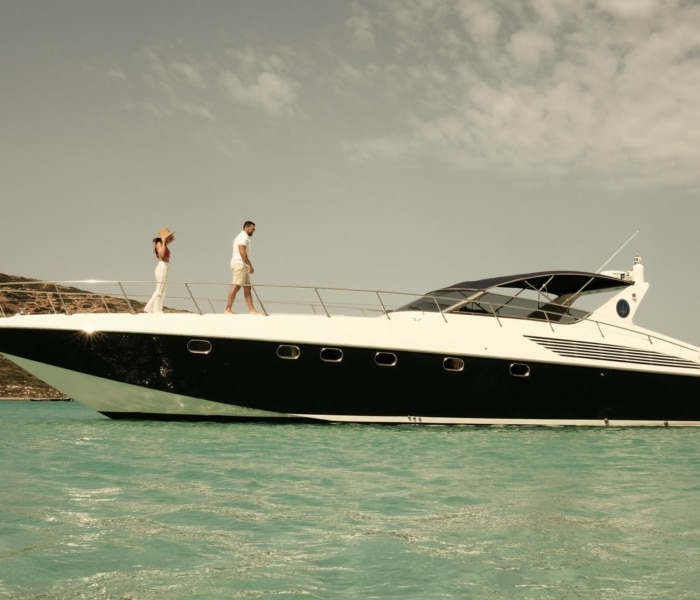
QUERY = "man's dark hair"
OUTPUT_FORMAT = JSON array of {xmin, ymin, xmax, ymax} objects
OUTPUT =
[{"xmin": 243, "ymin": 220, "xmax": 256, "ymax": 228}]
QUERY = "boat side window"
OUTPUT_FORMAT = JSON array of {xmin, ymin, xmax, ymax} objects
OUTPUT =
[
  {"xmin": 510, "ymin": 363, "xmax": 530, "ymax": 377},
  {"xmin": 320, "ymin": 348, "xmax": 343, "ymax": 362},
  {"xmin": 277, "ymin": 345, "xmax": 301, "ymax": 360},
  {"xmin": 375, "ymin": 352, "xmax": 397, "ymax": 367},
  {"xmin": 187, "ymin": 339, "xmax": 212, "ymax": 355},
  {"xmin": 443, "ymin": 357, "xmax": 464, "ymax": 371}
]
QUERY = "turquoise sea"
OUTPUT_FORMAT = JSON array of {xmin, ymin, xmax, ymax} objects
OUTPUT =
[{"xmin": 1, "ymin": 401, "xmax": 699, "ymax": 599}]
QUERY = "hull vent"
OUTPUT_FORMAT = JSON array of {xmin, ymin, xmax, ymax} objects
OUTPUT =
[{"xmin": 525, "ymin": 335, "xmax": 700, "ymax": 370}]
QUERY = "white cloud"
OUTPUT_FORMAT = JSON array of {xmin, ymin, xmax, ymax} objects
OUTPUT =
[
  {"xmin": 91, "ymin": 2, "xmax": 699, "ymax": 190},
  {"xmin": 171, "ymin": 61, "xmax": 205, "ymax": 88},
  {"xmin": 139, "ymin": 47, "xmax": 171, "ymax": 92},
  {"xmin": 82, "ymin": 63, "xmax": 127, "ymax": 84},
  {"xmin": 219, "ymin": 70, "xmax": 297, "ymax": 117},
  {"xmin": 598, "ymin": 0, "xmax": 663, "ymax": 19},
  {"xmin": 121, "ymin": 48, "xmax": 218, "ymax": 122},
  {"xmin": 338, "ymin": 0, "xmax": 700, "ymax": 190},
  {"xmin": 218, "ymin": 46, "xmax": 301, "ymax": 117},
  {"xmin": 529, "ymin": 0, "xmax": 564, "ymax": 28},
  {"xmin": 507, "ymin": 29, "xmax": 555, "ymax": 69},
  {"xmin": 341, "ymin": 135, "xmax": 417, "ymax": 162},
  {"xmin": 345, "ymin": 2, "xmax": 375, "ymax": 51},
  {"xmin": 174, "ymin": 101, "xmax": 214, "ymax": 121},
  {"xmin": 226, "ymin": 47, "xmax": 287, "ymax": 76},
  {"xmin": 123, "ymin": 101, "xmax": 173, "ymax": 119},
  {"xmin": 106, "ymin": 67, "xmax": 127, "ymax": 82},
  {"xmin": 338, "ymin": 61, "xmax": 365, "ymax": 84},
  {"xmin": 456, "ymin": 2, "xmax": 502, "ymax": 47}
]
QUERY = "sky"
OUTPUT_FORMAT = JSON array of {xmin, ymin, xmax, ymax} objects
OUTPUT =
[{"xmin": 1, "ymin": 0, "xmax": 700, "ymax": 342}]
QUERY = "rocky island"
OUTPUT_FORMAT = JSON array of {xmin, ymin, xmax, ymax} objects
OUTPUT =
[{"xmin": 0, "ymin": 274, "xmax": 146, "ymax": 399}]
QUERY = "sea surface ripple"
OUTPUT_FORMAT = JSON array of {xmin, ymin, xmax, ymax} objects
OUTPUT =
[{"xmin": 1, "ymin": 402, "xmax": 699, "ymax": 599}]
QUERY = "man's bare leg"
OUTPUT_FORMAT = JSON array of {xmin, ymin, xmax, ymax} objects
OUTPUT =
[
  {"xmin": 225, "ymin": 285, "xmax": 240, "ymax": 314},
  {"xmin": 243, "ymin": 287, "xmax": 260, "ymax": 315}
]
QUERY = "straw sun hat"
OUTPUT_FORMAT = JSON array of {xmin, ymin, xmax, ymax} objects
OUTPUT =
[{"xmin": 153, "ymin": 227, "xmax": 175, "ymax": 242}]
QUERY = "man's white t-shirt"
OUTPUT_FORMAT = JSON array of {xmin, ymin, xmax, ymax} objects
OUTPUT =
[{"xmin": 230, "ymin": 231, "xmax": 251, "ymax": 266}]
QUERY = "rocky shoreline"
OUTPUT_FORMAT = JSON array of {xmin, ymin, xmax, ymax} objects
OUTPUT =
[
  {"xmin": 0, "ymin": 355, "xmax": 68, "ymax": 399},
  {"xmin": 0, "ymin": 398, "xmax": 70, "ymax": 402},
  {"xmin": 1, "ymin": 273, "xmax": 145, "ymax": 400}
]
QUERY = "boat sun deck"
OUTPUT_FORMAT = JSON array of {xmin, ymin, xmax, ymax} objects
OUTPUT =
[{"xmin": 0, "ymin": 268, "xmax": 687, "ymax": 352}]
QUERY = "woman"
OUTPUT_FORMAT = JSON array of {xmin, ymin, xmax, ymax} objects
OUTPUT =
[{"xmin": 144, "ymin": 227, "xmax": 175, "ymax": 313}]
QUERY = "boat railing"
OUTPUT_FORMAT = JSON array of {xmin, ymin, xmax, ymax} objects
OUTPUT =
[
  {"xmin": 0, "ymin": 279, "xmax": 695, "ymax": 353},
  {"xmin": 0, "ymin": 280, "xmax": 417, "ymax": 320}
]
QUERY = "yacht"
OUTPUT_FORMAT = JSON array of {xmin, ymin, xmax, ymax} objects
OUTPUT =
[{"xmin": 1, "ymin": 254, "xmax": 698, "ymax": 425}]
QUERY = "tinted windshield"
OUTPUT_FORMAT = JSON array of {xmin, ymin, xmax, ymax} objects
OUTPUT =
[
  {"xmin": 396, "ymin": 289, "xmax": 590, "ymax": 323},
  {"xmin": 396, "ymin": 289, "xmax": 476, "ymax": 313}
]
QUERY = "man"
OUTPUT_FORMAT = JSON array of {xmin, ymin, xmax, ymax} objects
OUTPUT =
[{"xmin": 224, "ymin": 220, "xmax": 261, "ymax": 315}]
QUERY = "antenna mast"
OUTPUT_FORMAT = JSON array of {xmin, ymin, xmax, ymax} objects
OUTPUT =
[{"xmin": 596, "ymin": 230, "xmax": 639, "ymax": 273}]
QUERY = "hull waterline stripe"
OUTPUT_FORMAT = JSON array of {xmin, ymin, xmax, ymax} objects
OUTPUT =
[{"xmin": 289, "ymin": 414, "xmax": 700, "ymax": 427}]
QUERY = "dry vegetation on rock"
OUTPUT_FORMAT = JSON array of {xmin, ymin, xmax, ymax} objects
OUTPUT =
[{"xmin": 0, "ymin": 274, "xmax": 146, "ymax": 399}]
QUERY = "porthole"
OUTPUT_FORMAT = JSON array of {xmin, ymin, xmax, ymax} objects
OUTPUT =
[
  {"xmin": 320, "ymin": 347, "xmax": 343, "ymax": 362},
  {"xmin": 443, "ymin": 357, "xmax": 464, "ymax": 372},
  {"xmin": 277, "ymin": 344, "xmax": 300, "ymax": 360},
  {"xmin": 510, "ymin": 363, "xmax": 530, "ymax": 377},
  {"xmin": 375, "ymin": 352, "xmax": 397, "ymax": 367},
  {"xmin": 187, "ymin": 339, "xmax": 212, "ymax": 355}
]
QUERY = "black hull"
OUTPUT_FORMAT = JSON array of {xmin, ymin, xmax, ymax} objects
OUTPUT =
[{"xmin": 2, "ymin": 327, "xmax": 700, "ymax": 424}]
